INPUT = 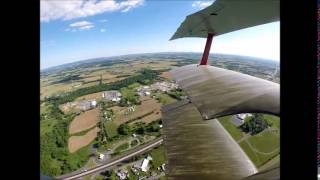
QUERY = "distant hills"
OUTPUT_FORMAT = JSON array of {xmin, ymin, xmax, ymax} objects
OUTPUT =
[{"xmin": 41, "ymin": 52, "xmax": 278, "ymax": 75}]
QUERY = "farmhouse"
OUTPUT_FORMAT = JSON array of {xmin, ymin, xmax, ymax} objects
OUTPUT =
[
  {"xmin": 140, "ymin": 155, "xmax": 153, "ymax": 172},
  {"xmin": 116, "ymin": 169, "xmax": 129, "ymax": 180},
  {"xmin": 150, "ymin": 81, "xmax": 178, "ymax": 92},
  {"xmin": 78, "ymin": 100, "xmax": 97, "ymax": 111},
  {"xmin": 137, "ymin": 86, "xmax": 151, "ymax": 96},
  {"xmin": 102, "ymin": 90, "xmax": 122, "ymax": 102},
  {"xmin": 236, "ymin": 113, "xmax": 252, "ymax": 120},
  {"xmin": 232, "ymin": 113, "xmax": 253, "ymax": 127},
  {"xmin": 99, "ymin": 153, "xmax": 105, "ymax": 160}
]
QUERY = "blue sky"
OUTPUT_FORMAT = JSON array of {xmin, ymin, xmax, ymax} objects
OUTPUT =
[{"xmin": 40, "ymin": 0, "xmax": 279, "ymax": 69}]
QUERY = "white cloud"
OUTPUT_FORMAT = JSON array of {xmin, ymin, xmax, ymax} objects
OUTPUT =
[
  {"xmin": 67, "ymin": 21, "xmax": 95, "ymax": 32},
  {"xmin": 100, "ymin": 28, "xmax": 106, "ymax": 32},
  {"xmin": 70, "ymin": 21, "xmax": 92, "ymax": 27},
  {"xmin": 98, "ymin": 19, "xmax": 108, "ymax": 23},
  {"xmin": 192, "ymin": 1, "xmax": 214, "ymax": 9},
  {"xmin": 41, "ymin": 0, "xmax": 144, "ymax": 22}
]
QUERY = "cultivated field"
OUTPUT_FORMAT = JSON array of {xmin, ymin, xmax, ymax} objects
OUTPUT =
[
  {"xmin": 114, "ymin": 97, "xmax": 161, "ymax": 125},
  {"xmin": 69, "ymin": 109, "xmax": 100, "ymax": 134},
  {"xmin": 131, "ymin": 111, "xmax": 162, "ymax": 124},
  {"xmin": 40, "ymin": 68, "xmax": 124, "ymax": 99},
  {"xmin": 75, "ymin": 92, "xmax": 103, "ymax": 101},
  {"xmin": 68, "ymin": 127, "xmax": 100, "ymax": 153},
  {"xmin": 160, "ymin": 71, "xmax": 172, "ymax": 80}
]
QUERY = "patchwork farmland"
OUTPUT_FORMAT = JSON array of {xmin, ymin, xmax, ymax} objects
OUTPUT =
[{"xmin": 69, "ymin": 109, "xmax": 100, "ymax": 134}]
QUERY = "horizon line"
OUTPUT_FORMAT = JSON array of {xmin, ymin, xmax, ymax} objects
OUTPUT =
[{"xmin": 41, "ymin": 52, "xmax": 279, "ymax": 71}]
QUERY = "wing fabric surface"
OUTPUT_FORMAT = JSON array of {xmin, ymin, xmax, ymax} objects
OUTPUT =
[
  {"xmin": 170, "ymin": 64, "xmax": 279, "ymax": 120},
  {"xmin": 170, "ymin": 0, "xmax": 279, "ymax": 40},
  {"xmin": 162, "ymin": 100, "xmax": 257, "ymax": 180}
]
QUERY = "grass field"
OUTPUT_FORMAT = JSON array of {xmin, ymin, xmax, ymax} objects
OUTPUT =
[
  {"xmin": 258, "ymin": 154, "xmax": 280, "ymax": 171},
  {"xmin": 69, "ymin": 109, "xmax": 99, "ymax": 134},
  {"xmin": 68, "ymin": 127, "xmax": 100, "ymax": 153},
  {"xmin": 218, "ymin": 116, "xmax": 244, "ymax": 141},
  {"xmin": 155, "ymin": 93, "xmax": 177, "ymax": 105},
  {"xmin": 104, "ymin": 121, "xmax": 119, "ymax": 138},
  {"xmin": 114, "ymin": 142, "xmax": 129, "ymax": 153},
  {"xmin": 85, "ymin": 158, "xmax": 96, "ymax": 169},
  {"xmin": 248, "ymin": 131, "xmax": 279, "ymax": 153},
  {"xmin": 239, "ymin": 141, "xmax": 261, "ymax": 167},
  {"xmin": 131, "ymin": 139, "xmax": 139, "ymax": 147},
  {"xmin": 150, "ymin": 146, "xmax": 166, "ymax": 169},
  {"xmin": 219, "ymin": 114, "xmax": 280, "ymax": 168},
  {"xmin": 263, "ymin": 114, "xmax": 280, "ymax": 129},
  {"xmin": 239, "ymin": 130, "xmax": 280, "ymax": 168},
  {"xmin": 40, "ymin": 119, "xmax": 58, "ymax": 136}
]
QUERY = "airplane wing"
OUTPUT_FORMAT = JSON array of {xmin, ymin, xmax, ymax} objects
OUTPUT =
[
  {"xmin": 162, "ymin": 100, "xmax": 258, "ymax": 180},
  {"xmin": 170, "ymin": 0, "xmax": 279, "ymax": 40},
  {"xmin": 170, "ymin": 64, "xmax": 279, "ymax": 120},
  {"xmin": 161, "ymin": 65, "xmax": 279, "ymax": 180}
]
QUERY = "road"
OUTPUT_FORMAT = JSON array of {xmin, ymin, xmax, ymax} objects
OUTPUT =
[{"xmin": 57, "ymin": 138, "xmax": 163, "ymax": 180}]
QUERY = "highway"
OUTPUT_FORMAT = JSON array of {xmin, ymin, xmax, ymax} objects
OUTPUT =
[{"xmin": 57, "ymin": 138, "xmax": 163, "ymax": 180}]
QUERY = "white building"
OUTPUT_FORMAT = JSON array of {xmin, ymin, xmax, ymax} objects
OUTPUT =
[
  {"xmin": 102, "ymin": 91, "xmax": 122, "ymax": 102},
  {"xmin": 236, "ymin": 113, "xmax": 253, "ymax": 120},
  {"xmin": 161, "ymin": 163, "xmax": 166, "ymax": 171},
  {"xmin": 141, "ymin": 159, "xmax": 149, "ymax": 172},
  {"xmin": 116, "ymin": 170, "xmax": 129, "ymax": 180},
  {"xmin": 137, "ymin": 86, "xmax": 151, "ymax": 96},
  {"xmin": 91, "ymin": 100, "xmax": 97, "ymax": 107},
  {"xmin": 232, "ymin": 113, "xmax": 253, "ymax": 127},
  {"xmin": 140, "ymin": 156, "xmax": 153, "ymax": 172},
  {"xmin": 78, "ymin": 100, "xmax": 97, "ymax": 111},
  {"xmin": 99, "ymin": 153, "xmax": 105, "ymax": 160},
  {"xmin": 150, "ymin": 81, "xmax": 178, "ymax": 92}
]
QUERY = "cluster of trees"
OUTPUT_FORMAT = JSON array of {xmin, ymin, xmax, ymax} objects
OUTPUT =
[
  {"xmin": 118, "ymin": 124, "xmax": 131, "ymax": 135},
  {"xmin": 40, "ymin": 105, "xmax": 91, "ymax": 176},
  {"xmin": 40, "ymin": 103, "xmax": 63, "ymax": 121},
  {"xmin": 167, "ymin": 88, "xmax": 186, "ymax": 100},
  {"xmin": 118, "ymin": 120, "xmax": 162, "ymax": 136},
  {"xmin": 119, "ymin": 87, "xmax": 140, "ymax": 107},
  {"xmin": 240, "ymin": 114, "xmax": 272, "ymax": 135}
]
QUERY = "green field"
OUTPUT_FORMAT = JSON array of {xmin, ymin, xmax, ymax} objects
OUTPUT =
[
  {"xmin": 40, "ymin": 119, "xmax": 58, "ymax": 136},
  {"xmin": 131, "ymin": 139, "xmax": 139, "ymax": 147},
  {"xmin": 218, "ymin": 116, "xmax": 244, "ymax": 141},
  {"xmin": 155, "ymin": 93, "xmax": 177, "ymax": 105},
  {"xmin": 219, "ymin": 114, "xmax": 280, "ymax": 168},
  {"xmin": 104, "ymin": 121, "xmax": 119, "ymax": 138},
  {"xmin": 239, "ymin": 131, "xmax": 280, "ymax": 168},
  {"xmin": 114, "ymin": 142, "xmax": 129, "ymax": 153},
  {"xmin": 239, "ymin": 141, "xmax": 261, "ymax": 167},
  {"xmin": 150, "ymin": 146, "xmax": 166, "ymax": 169},
  {"xmin": 128, "ymin": 82, "xmax": 141, "ymax": 89},
  {"xmin": 258, "ymin": 154, "xmax": 280, "ymax": 171},
  {"xmin": 263, "ymin": 114, "xmax": 280, "ymax": 129},
  {"xmin": 85, "ymin": 158, "xmax": 96, "ymax": 169},
  {"xmin": 248, "ymin": 131, "xmax": 279, "ymax": 153}
]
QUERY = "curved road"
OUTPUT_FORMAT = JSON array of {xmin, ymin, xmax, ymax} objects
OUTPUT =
[{"xmin": 57, "ymin": 138, "xmax": 163, "ymax": 180}]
